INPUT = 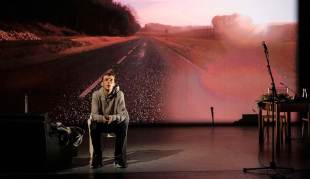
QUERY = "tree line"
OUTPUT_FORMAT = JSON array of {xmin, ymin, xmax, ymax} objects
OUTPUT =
[{"xmin": 0, "ymin": 0, "xmax": 140, "ymax": 36}]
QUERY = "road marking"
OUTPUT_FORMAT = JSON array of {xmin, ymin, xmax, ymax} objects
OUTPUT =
[
  {"xmin": 128, "ymin": 45, "xmax": 139, "ymax": 55},
  {"xmin": 162, "ymin": 41, "xmax": 206, "ymax": 74},
  {"xmin": 117, "ymin": 55, "xmax": 127, "ymax": 64},
  {"xmin": 128, "ymin": 49, "xmax": 134, "ymax": 55},
  {"xmin": 175, "ymin": 52, "xmax": 206, "ymax": 74},
  {"xmin": 133, "ymin": 45, "xmax": 139, "ymax": 50},
  {"xmin": 79, "ymin": 68, "xmax": 112, "ymax": 98}
]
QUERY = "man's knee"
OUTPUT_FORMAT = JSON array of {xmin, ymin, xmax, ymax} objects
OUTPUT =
[
  {"xmin": 114, "ymin": 119, "xmax": 129, "ymax": 134},
  {"xmin": 123, "ymin": 118, "xmax": 129, "ymax": 125},
  {"xmin": 120, "ymin": 118, "xmax": 129, "ymax": 129}
]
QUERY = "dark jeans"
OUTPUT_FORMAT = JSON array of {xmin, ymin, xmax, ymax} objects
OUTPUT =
[{"xmin": 90, "ymin": 119, "xmax": 129, "ymax": 164}]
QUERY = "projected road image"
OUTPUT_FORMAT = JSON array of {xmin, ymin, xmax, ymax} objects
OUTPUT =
[
  {"xmin": 0, "ymin": 0, "xmax": 297, "ymax": 124},
  {"xmin": 0, "ymin": 33, "xmax": 296, "ymax": 125}
]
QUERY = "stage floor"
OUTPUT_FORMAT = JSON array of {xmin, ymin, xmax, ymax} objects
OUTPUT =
[{"xmin": 3, "ymin": 126, "xmax": 310, "ymax": 178}]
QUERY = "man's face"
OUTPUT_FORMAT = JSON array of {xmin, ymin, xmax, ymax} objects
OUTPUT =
[{"xmin": 102, "ymin": 75, "xmax": 115, "ymax": 92}]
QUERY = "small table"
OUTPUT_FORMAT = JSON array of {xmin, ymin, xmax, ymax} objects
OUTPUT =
[{"xmin": 258, "ymin": 100, "xmax": 310, "ymax": 147}]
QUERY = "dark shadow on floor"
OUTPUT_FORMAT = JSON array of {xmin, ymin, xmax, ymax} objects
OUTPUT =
[
  {"xmin": 71, "ymin": 149, "xmax": 183, "ymax": 167},
  {"xmin": 71, "ymin": 158, "xmax": 90, "ymax": 168},
  {"xmin": 126, "ymin": 149, "xmax": 183, "ymax": 165}
]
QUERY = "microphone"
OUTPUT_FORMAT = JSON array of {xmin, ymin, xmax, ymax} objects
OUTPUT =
[{"xmin": 262, "ymin": 41, "xmax": 268, "ymax": 54}]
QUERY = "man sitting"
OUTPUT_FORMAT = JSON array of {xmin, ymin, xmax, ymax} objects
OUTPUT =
[{"xmin": 89, "ymin": 70, "xmax": 129, "ymax": 168}]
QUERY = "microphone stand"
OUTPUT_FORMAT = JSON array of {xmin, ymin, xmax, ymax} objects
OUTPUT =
[
  {"xmin": 211, "ymin": 107, "xmax": 214, "ymax": 127},
  {"xmin": 243, "ymin": 42, "xmax": 294, "ymax": 173}
]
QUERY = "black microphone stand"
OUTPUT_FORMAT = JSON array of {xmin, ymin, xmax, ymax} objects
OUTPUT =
[{"xmin": 243, "ymin": 41, "xmax": 294, "ymax": 173}]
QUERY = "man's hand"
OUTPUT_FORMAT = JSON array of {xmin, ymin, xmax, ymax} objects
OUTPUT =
[
  {"xmin": 107, "ymin": 115, "xmax": 113, "ymax": 124},
  {"xmin": 90, "ymin": 115, "xmax": 108, "ymax": 123}
]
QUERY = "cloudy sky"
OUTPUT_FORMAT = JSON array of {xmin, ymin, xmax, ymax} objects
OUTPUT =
[{"xmin": 115, "ymin": 0, "xmax": 297, "ymax": 26}]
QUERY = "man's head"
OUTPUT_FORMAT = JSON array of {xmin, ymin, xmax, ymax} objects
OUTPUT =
[{"xmin": 101, "ymin": 70, "xmax": 116, "ymax": 93}]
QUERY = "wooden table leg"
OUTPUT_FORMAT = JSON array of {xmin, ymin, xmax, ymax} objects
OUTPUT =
[
  {"xmin": 308, "ymin": 104, "xmax": 310, "ymax": 136},
  {"xmin": 276, "ymin": 104, "xmax": 281, "ymax": 151},
  {"xmin": 286, "ymin": 112, "xmax": 291, "ymax": 144},
  {"xmin": 266, "ymin": 108, "xmax": 270, "ymax": 141},
  {"xmin": 259, "ymin": 107, "xmax": 264, "ymax": 144}
]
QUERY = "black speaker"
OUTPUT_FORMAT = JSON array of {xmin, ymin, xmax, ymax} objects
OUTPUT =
[
  {"xmin": 0, "ymin": 113, "xmax": 73, "ymax": 173},
  {"xmin": 233, "ymin": 114, "xmax": 258, "ymax": 126}
]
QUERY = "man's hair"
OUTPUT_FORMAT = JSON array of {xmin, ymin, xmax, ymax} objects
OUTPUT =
[{"xmin": 101, "ymin": 70, "xmax": 117, "ymax": 82}]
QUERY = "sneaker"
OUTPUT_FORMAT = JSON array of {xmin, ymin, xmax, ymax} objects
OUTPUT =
[{"xmin": 114, "ymin": 162, "xmax": 127, "ymax": 168}]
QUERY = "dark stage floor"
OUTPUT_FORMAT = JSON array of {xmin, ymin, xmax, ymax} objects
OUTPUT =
[{"xmin": 2, "ymin": 126, "xmax": 310, "ymax": 178}]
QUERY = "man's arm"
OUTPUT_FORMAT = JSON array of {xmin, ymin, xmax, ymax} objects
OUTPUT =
[
  {"xmin": 110, "ymin": 92, "xmax": 129, "ymax": 123},
  {"xmin": 91, "ymin": 92, "xmax": 107, "ymax": 123}
]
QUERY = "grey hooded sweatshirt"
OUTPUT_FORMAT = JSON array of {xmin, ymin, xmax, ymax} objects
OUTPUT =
[{"xmin": 91, "ymin": 85, "xmax": 129, "ymax": 123}]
